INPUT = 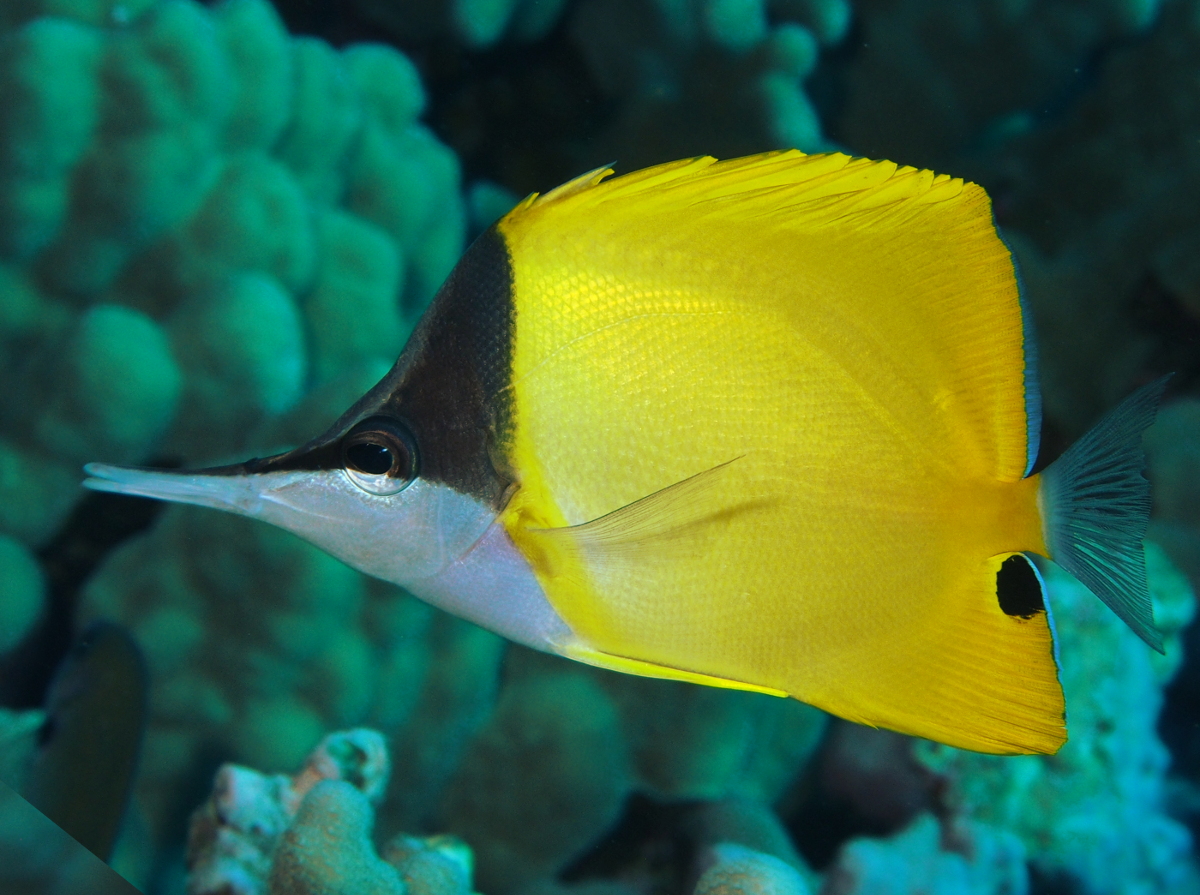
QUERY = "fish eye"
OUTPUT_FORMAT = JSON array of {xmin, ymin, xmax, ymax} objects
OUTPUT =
[{"xmin": 340, "ymin": 417, "xmax": 418, "ymax": 496}]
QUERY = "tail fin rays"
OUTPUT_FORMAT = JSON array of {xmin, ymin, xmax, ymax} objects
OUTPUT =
[{"xmin": 1039, "ymin": 375, "xmax": 1172, "ymax": 652}]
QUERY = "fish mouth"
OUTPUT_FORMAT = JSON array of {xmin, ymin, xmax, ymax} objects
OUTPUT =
[{"xmin": 82, "ymin": 462, "xmax": 271, "ymax": 514}]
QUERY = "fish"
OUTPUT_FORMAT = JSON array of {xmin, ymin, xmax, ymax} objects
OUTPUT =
[
  {"xmin": 21, "ymin": 621, "xmax": 147, "ymax": 862},
  {"xmin": 84, "ymin": 150, "xmax": 1169, "ymax": 755}
]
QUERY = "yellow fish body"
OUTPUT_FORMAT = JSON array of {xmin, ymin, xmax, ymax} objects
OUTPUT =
[{"xmin": 86, "ymin": 151, "xmax": 1167, "ymax": 755}]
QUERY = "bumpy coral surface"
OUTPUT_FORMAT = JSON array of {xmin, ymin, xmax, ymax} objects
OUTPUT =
[
  {"xmin": 696, "ymin": 842, "xmax": 812, "ymax": 895},
  {"xmin": 822, "ymin": 813, "xmax": 1027, "ymax": 895},
  {"xmin": 185, "ymin": 728, "xmax": 475, "ymax": 895},
  {"xmin": 564, "ymin": 0, "xmax": 851, "ymax": 166},
  {"xmin": 0, "ymin": 0, "xmax": 464, "ymax": 549}
]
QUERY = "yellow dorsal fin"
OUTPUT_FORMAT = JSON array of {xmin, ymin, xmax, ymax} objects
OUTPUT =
[
  {"xmin": 499, "ymin": 149, "xmax": 1032, "ymax": 485},
  {"xmin": 511, "ymin": 150, "xmax": 970, "ymax": 231},
  {"xmin": 536, "ymin": 163, "xmax": 616, "ymax": 204}
]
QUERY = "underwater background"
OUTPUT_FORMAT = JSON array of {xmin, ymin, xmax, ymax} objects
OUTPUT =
[{"xmin": 1, "ymin": 0, "xmax": 1200, "ymax": 892}]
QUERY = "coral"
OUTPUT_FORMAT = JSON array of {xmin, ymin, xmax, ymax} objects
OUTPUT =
[
  {"xmin": 0, "ymin": 0, "xmax": 464, "ymax": 546},
  {"xmin": 0, "ymin": 533, "xmax": 45, "ymax": 654},
  {"xmin": 355, "ymin": 0, "xmax": 851, "ymax": 58},
  {"xmin": 269, "ymin": 781, "xmax": 408, "ymax": 895},
  {"xmin": 822, "ymin": 1, "xmax": 1200, "ymax": 440},
  {"xmin": 1147, "ymin": 399, "xmax": 1200, "ymax": 780},
  {"xmin": 81, "ymin": 482, "xmax": 828, "ymax": 890},
  {"xmin": 0, "ymin": 0, "xmax": 467, "ymax": 883},
  {"xmin": 437, "ymin": 663, "xmax": 632, "ymax": 893},
  {"xmin": 381, "ymin": 834, "xmax": 475, "ymax": 895},
  {"xmin": 0, "ymin": 2, "xmax": 462, "ymax": 877},
  {"xmin": 838, "ymin": 0, "xmax": 1168, "ymax": 170},
  {"xmin": 694, "ymin": 842, "xmax": 812, "ymax": 895},
  {"xmin": 564, "ymin": 0, "xmax": 850, "ymax": 170},
  {"xmin": 1146, "ymin": 399, "xmax": 1200, "ymax": 580},
  {"xmin": 185, "ymin": 727, "xmax": 474, "ymax": 895},
  {"xmin": 341, "ymin": 0, "xmax": 847, "ymax": 185},
  {"xmin": 821, "ymin": 813, "xmax": 1027, "ymax": 895},
  {"xmin": 79, "ymin": 480, "xmax": 503, "ymax": 883},
  {"xmin": 589, "ymin": 661, "xmax": 828, "ymax": 804},
  {"xmin": 431, "ymin": 647, "xmax": 826, "ymax": 894},
  {"xmin": 186, "ymin": 727, "xmax": 390, "ymax": 893},
  {"xmin": 822, "ymin": 17, "xmax": 1200, "ymax": 886},
  {"xmin": 912, "ymin": 543, "xmax": 1198, "ymax": 895},
  {"xmin": 942, "ymin": 1, "xmax": 1200, "ymax": 434},
  {"xmin": 350, "ymin": 0, "xmax": 571, "ymax": 48}
]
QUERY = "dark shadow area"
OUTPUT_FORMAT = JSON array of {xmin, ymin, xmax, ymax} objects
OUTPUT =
[
  {"xmin": 0, "ymin": 480, "xmax": 170, "ymax": 710},
  {"xmin": 560, "ymin": 793, "xmax": 697, "ymax": 895},
  {"xmin": 778, "ymin": 721, "xmax": 942, "ymax": 870}
]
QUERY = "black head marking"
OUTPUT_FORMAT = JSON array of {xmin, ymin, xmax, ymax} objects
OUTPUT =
[
  {"xmin": 221, "ymin": 227, "xmax": 518, "ymax": 509},
  {"xmin": 997, "ymin": 553, "xmax": 1045, "ymax": 618},
  {"xmin": 374, "ymin": 225, "xmax": 515, "ymax": 505}
]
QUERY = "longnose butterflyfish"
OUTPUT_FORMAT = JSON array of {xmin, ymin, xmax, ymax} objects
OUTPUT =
[{"xmin": 85, "ymin": 150, "xmax": 1169, "ymax": 755}]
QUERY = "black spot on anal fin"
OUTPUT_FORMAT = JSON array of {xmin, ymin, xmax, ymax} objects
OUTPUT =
[{"xmin": 997, "ymin": 554, "xmax": 1045, "ymax": 619}]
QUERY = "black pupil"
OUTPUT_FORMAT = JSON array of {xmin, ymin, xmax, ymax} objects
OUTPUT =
[{"xmin": 346, "ymin": 441, "xmax": 394, "ymax": 475}]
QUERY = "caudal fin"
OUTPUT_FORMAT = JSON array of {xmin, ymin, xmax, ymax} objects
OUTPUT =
[{"xmin": 1039, "ymin": 376, "xmax": 1172, "ymax": 652}]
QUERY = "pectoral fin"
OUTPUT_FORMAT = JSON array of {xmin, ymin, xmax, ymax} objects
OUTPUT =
[
  {"xmin": 520, "ymin": 458, "xmax": 790, "ymax": 695},
  {"xmin": 529, "ymin": 457, "xmax": 753, "ymax": 564}
]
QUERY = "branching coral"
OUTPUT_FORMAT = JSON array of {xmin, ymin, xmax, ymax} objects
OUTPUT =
[
  {"xmin": 186, "ymin": 728, "xmax": 474, "ymax": 895},
  {"xmin": 822, "ymin": 813, "xmax": 1027, "ymax": 895}
]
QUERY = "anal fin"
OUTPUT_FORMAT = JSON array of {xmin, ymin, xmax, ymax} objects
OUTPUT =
[{"xmin": 558, "ymin": 641, "xmax": 788, "ymax": 697}]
